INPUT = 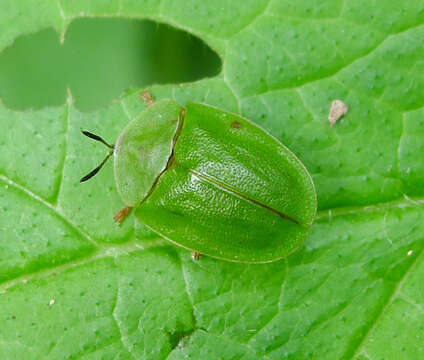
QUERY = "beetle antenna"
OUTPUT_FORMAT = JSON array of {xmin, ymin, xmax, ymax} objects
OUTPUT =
[
  {"xmin": 80, "ymin": 151, "xmax": 113, "ymax": 182},
  {"xmin": 81, "ymin": 130, "xmax": 114, "ymax": 149}
]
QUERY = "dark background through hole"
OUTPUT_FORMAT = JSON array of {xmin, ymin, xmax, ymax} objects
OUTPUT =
[{"xmin": 0, "ymin": 18, "xmax": 221, "ymax": 112}]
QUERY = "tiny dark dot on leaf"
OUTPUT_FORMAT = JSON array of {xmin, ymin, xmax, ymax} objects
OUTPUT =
[{"xmin": 231, "ymin": 121, "xmax": 242, "ymax": 129}]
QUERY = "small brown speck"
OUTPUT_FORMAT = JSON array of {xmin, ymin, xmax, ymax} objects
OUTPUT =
[
  {"xmin": 140, "ymin": 90, "xmax": 154, "ymax": 106},
  {"xmin": 113, "ymin": 206, "xmax": 132, "ymax": 225},
  {"xmin": 11, "ymin": 315, "xmax": 16, "ymax": 320},
  {"xmin": 191, "ymin": 251, "xmax": 202, "ymax": 260},
  {"xmin": 231, "ymin": 121, "xmax": 242, "ymax": 129},
  {"xmin": 328, "ymin": 100, "xmax": 348, "ymax": 127}
]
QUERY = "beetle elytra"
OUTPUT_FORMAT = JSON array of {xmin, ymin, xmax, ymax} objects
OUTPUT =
[{"xmin": 81, "ymin": 99, "xmax": 317, "ymax": 263}]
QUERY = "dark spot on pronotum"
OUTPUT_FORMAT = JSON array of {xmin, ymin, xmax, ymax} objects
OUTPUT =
[{"xmin": 231, "ymin": 121, "xmax": 242, "ymax": 129}]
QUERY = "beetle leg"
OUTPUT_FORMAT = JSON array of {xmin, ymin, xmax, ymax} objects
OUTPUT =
[
  {"xmin": 113, "ymin": 206, "xmax": 132, "ymax": 225},
  {"xmin": 139, "ymin": 90, "xmax": 154, "ymax": 106},
  {"xmin": 191, "ymin": 251, "xmax": 202, "ymax": 261}
]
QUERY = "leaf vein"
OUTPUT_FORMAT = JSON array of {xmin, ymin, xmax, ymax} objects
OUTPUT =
[
  {"xmin": 0, "ymin": 174, "xmax": 98, "ymax": 248},
  {"xmin": 349, "ymin": 239, "xmax": 424, "ymax": 359},
  {"xmin": 242, "ymin": 23, "xmax": 424, "ymax": 99}
]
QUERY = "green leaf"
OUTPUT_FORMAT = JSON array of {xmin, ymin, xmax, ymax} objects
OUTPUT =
[{"xmin": 1, "ymin": 1, "xmax": 424, "ymax": 359}]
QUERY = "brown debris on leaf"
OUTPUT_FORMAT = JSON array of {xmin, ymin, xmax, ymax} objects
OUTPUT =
[
  {"xmin": 191, "ymin": 251, "xmax": 202, "ymax": 260},
  {"xmin": 140, "ymin": 90, "xmax": 154, "ymax": 106},
  {"xmin": 113, "ymin": 206, "xmax": 132, "ymax": 225},
  {"xmin": 328, "ymin": 100, "xmax": 348, "ymax": 127}
]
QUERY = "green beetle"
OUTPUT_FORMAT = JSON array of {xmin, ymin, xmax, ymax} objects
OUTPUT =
[{"xmin": 81, "ymin": 98, "xmax": 317, "ymax": 263}]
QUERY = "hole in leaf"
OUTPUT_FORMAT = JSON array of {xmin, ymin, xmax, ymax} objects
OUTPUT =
[{"xmin": 0, "ymin": 18, "xmax": 221, "ymax": 112}]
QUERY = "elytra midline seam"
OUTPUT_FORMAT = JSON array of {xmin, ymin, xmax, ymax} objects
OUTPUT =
[{"xmin": 188, "ymin": 169, "xmax": 304, "ymax": 227}]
